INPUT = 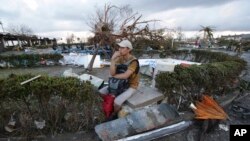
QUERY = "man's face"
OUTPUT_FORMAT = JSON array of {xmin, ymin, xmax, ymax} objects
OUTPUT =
[{"xmin": 119, "ymin": 47, "xmax": 130, "ymax": 56}]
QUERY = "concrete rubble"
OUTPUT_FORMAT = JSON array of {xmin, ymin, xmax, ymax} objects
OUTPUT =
[{"xmin": 95, "ymin": 103, "xmax": 180, "ymax": 141}]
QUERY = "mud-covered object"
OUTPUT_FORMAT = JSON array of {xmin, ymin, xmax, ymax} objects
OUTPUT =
[{"xmin": 95, "ymin": 103, "xmax": 180, "ymax": 141}]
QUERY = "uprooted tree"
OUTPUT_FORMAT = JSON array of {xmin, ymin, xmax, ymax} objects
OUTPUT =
[
  {"xmin": 199, "ymin": 25, "xmax": 215, "ymax": 47},
  {"xmin": 86, "ymin": 4, "xmax": 173, "ymax": 71}
]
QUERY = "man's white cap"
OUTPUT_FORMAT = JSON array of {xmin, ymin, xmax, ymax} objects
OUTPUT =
[{"xmin": 117, "ymin": 40, "xmax": 133, "ymax": 50}]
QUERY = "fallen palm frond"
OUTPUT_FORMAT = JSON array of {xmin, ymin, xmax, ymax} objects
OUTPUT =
[{"xmin": 192, "ymin": 95, "xmax": 228, "ymax": 120}]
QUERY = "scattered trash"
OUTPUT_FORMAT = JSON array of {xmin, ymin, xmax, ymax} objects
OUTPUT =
[
  {"xmin": 231, "ymin": 103, "xmax": 250, "ymax": 119},
  {"xmin": 232, "ymin": 104, "xmax": 250, "ymax": 113},
  {"xmin": 115, "ymin": 121, "xmax": 193, "ymax": 141},
  {"xmin": 79, "ymin": 74, "xmax": 104, "ymax": 89},
  {"xmin": 60, "ymin": 54, "xmax": 102, "ymax": 68},
  {"xmin": 40, "ymin": 58, "xmax": 46, "ymax": 65},
  {"xmin": 4, "ymin": 113, "xmax": 17, "ymax": 132},
  {"xmin": 62, "ymin": 68, "xmax": 105, "ymax": 89},
  {"xmin": 46, "ymin": 60, "xmax": 55, "ymax": 66},
  {"xmin": 63, "ymin": 68, "xmax": 79, "ymax": 78},
  {"xmin": 219, "ymin": 124, "xmax": 229, "ymax": 131},
  {"xmin": 4, "ymin": 125, "xmax": 16, "ymax": 132},
  {"xmin": 34, "ymin": 119, "xmax": 46, "ymax": 129},
  {"xmin": 118, "ymin": 105, "xmax": 133, "ymax": 118}
]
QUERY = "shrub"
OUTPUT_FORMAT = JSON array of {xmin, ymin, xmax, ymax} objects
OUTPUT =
[
  {"xmin": 155, "ymin": 50, "xmax": 246, "ymax": 110},
  {"xmin": 0, "ymin": 74, "xmax": 104, "ymax": 138}
]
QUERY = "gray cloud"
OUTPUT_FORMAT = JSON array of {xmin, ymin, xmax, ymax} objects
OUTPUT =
[
  {"xmin": 125, "ymin": 0, "xmax": 235, "ymax": 14},
  {"xmin": 0, "ymin": 0, "xmax": 249, "ymax": 37}
]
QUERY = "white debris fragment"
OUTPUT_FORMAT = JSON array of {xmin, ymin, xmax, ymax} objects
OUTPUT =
[
  {"xmin": 63, "ymin": 68, "xmax": 79, "ymax": 78},
  {"xmin": 219, "ymin": 124, "xmax": 229, "ymax": 131},
  {"xmin": 4, "ymin": 125, "xmax": 15, "ymax": 132},
  {"xmin": 34, "ymin": 120, "xmax": 46, "ymax": 129},
  {"xmin": 189, "ymin": 102, "xmax": 197, "ymax": 110}
]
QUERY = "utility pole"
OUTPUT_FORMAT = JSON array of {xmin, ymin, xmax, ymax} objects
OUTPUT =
[
  {"xmin": 0, "ymin": 21, "xmax": 5, "ymax": 32},
  {"xmin": 171, "ymin": 38, "xmax": 174, "ymax": 48}
]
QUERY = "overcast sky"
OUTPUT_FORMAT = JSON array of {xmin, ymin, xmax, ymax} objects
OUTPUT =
[{"xmin": 1, "ymin": 0, "xmax": 250, "ymax": 39}]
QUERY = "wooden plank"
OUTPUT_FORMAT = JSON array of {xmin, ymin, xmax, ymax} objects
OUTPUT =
[{"xmin": 20, "ymin": 75, "xmax": 41, "ymax": 85}]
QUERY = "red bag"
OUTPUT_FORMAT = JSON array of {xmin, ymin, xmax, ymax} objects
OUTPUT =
[{"xmin": 102, "ymin": 94, "xmax": 115, "ymax": 118}]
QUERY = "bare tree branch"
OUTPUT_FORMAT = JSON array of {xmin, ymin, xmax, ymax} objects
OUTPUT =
[{"xmin": 86, "ymin": 3, "xmax": 164, "ymax": 71}]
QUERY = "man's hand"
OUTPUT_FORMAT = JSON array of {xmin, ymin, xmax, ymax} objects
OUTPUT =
[
  {"xmin": 110, "ymin": 51, "xmax": 120, "ymax": 76},
  {"xmin": 111, "ymin": 51, "xmax": 120, "ymax": 60}
]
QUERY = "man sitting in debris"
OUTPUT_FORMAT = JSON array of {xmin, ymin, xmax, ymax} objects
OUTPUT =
[{"xmin": 99, "ymin": 39, "xmax": 140, "ymax": 120}]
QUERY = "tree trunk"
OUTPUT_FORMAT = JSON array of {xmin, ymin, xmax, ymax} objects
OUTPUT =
[{"xmin": 86, "ymin": 44, "xmax": 100, "ymax": 71}]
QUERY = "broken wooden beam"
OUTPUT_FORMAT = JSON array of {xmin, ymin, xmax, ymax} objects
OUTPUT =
[{"xmin": 20, "ymin": 75, "xmax": 41, "ymax": 85}]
